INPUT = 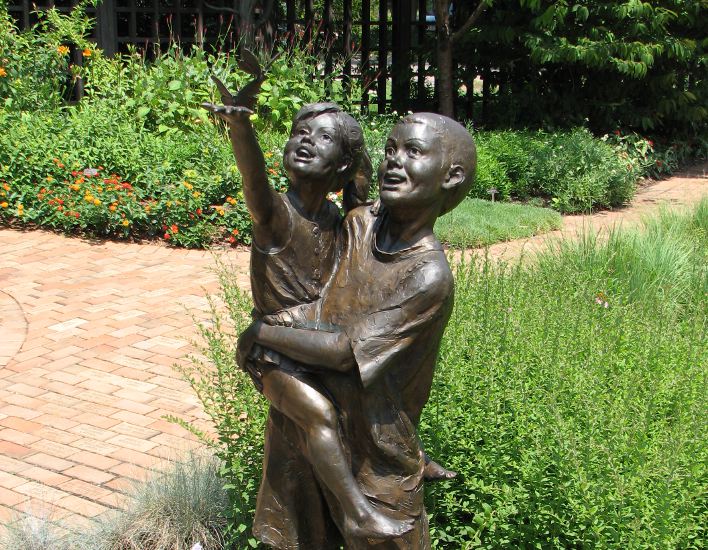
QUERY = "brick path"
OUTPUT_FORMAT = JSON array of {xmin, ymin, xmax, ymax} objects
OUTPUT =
[
  {"xmin": 0, "ymin": 163, "xmax": 706, "ymax": 533},
  {"xmin": 0, "ymin": 233, "xmax": 249, "ymax": 529}
]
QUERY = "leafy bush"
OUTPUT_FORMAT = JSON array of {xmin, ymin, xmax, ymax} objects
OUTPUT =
[
  {"xmin": 474, "ymin": 128, "xmax": 640, "ymax": 213},
  {"xmin": 0, "ymin": 2, "xmax": 93, "ymax": 112},
  {"xmin": 422, "ymin": 200, "xmax": 707, "ymax": 548},
  {"xmin": 0, "ymin": 104, "xmax": 280, "ymax": 247}
]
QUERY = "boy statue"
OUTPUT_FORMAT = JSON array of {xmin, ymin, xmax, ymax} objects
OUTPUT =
[{"xmin": 238, "ymin": 112, "xmax": 477, "ymax": 549}]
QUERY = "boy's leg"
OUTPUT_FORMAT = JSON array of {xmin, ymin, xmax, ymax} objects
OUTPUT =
[{"xmin": 259, "ymin": 367, "xmax": 414, "ymax": 540}]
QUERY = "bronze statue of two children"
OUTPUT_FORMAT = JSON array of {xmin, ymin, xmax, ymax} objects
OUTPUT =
[{"xmin": 204, "ymin": 60, "xmax": 476, "ymax": 549}]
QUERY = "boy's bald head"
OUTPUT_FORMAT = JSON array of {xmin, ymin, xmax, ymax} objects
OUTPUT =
[{"xmin": 400, "ymin": 113, "xmax": 476, "ymax": 215}]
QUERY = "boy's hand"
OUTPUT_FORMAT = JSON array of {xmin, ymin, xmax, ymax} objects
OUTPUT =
[
  {"xmin": 236, "ymin": 321, "xmax": 258, "ymax": 370},
  {"xmin": 202, "ymin": 103, "xmax": 253, "ymax": 126}
]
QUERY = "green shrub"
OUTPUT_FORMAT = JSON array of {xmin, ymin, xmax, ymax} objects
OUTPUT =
[
  {"xmin": 171, "ymin": 258, "xmax": 267, "ymax": 548},
  {"xmin": 0, "ymin": 2, "xmax": 94, "ymax": 112},
  {"xmin": 422, "ymin": 201, "xmax": 707, "ymax": 548},
  {"xmin": 83, "ymin": 453, "xmax": 229, "ymax": 550},
  {"xmin": 0, "ymin": 103, "xmax": 278, "ymax": 247},
  {"xmin": 476, "ymin": 128, "xmax": 640, "ymax": 213}
]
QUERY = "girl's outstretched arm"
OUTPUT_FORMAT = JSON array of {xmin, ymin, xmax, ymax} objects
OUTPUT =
[{"xmin": 202, "ymin": 103, "xmax": 278, "ymax": 228}]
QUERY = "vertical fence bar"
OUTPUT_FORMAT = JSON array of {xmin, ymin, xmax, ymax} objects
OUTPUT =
[
  {"xmin": 304, "ymin": 0, "xmax": 313, "ymax": 44},
  {"xmin": 343, "ymin": 0, "xmax": 352, "ymax": 101},
  {"xmin": 416, "ymin": 0, "xmax": 426, "ymax": 106},
  {"xmin": 360, "ymin": 0, "xmax": 371, "ymax": 114},
  {"xmin": 390, "ymin": 0, "xmax": 411, "ymax": 112},
  {"xmin": 95, "ymin": 0, "xmax": 117, "ymax": 55},
  {"xmin": 323, "ymin": 0, "xmax": 333, "ymax": 98},
  {"xmin": 377, "ymin": 0, "xmax": 387, "ymax": 113},
  {"xmin": 286, "ymin": 0, "xmax": 295, "ymax": 34}
]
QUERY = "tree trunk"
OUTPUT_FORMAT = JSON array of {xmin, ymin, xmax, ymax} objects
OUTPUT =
[{"xmin": 435, "ymin": 0, "xmax": 455, "ymax": 117}]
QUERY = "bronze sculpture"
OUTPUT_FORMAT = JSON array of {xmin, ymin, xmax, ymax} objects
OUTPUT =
[{"xmin": 204, "ymin": 56, "xmax": 476, "ymax": 547}]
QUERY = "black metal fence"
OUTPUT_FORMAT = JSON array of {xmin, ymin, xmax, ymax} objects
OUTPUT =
[{"xmin": 7, "ymin": 0, "xmax": 438, "ymax": 113}]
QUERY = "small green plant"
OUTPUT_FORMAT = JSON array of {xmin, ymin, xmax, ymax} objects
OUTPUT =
[{"xmin": 170, "ymin": 257, "xmax": 267, "ymax": 548}]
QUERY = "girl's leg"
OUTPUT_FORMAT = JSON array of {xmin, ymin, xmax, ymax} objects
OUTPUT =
[{"xmin": 260, "ymin": 368, "xmax": 413, "ymax": 540}]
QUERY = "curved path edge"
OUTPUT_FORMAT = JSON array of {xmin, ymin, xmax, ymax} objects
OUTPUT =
[{"xmin": 0, "ymin": 291, "xmax": 28, "ymax": 368}]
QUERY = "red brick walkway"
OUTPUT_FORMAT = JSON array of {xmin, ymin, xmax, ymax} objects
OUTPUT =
[
  {"xmin": 0, "ymin": 163, "xmax": 705, "ymax": 532},
  {"xmin": 0, "ymin": 232, "xmax": 249, "ymax": 528}
]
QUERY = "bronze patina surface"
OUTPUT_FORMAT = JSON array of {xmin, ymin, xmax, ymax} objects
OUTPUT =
[{"xmin": 206, "ymin": 65, "xmax": 476, "ymax": 548}]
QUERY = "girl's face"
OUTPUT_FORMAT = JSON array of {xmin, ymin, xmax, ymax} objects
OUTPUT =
[{"xmin": 283, "ymin": 113, "xmax": 347, "ymax": 189}]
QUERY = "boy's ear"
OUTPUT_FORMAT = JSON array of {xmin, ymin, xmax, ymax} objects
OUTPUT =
[{"xmin": 442, "ymin": 164, "xmax": 465, "ymax": 190}]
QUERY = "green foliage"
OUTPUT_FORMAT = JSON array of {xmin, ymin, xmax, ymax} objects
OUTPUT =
[
  {"xmin": 0, "ymin": 1, "xmax": 94, "ymax": 112},
  {"xmin": 0, "ymin": 104, "xmax": 265, "ymax": 247},
  {"xmin": 171, "ymin": 258, "xmax": 267, "ymax": 548},
  {"xmin": 474, "ymin": 128, "xmax": 640, "ymax": 213},
  {"xmin": 422, "ymin": 201, "xmax": 707, "ymax": 548},
  {"xmin": 434, "ymin": 198, "xmax": 562, "ymax": 248},
  {"xmin": 456, "ymin": 0, "xmax": 707, "ymax": 138}
]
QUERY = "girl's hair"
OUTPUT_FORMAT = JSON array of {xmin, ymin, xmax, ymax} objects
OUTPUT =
[{"xmin": 292, "ymin": 103, "xmax": 372, "ymax": 212}]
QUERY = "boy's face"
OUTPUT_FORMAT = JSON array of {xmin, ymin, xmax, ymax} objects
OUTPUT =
[
  {"xmin": 378, "ymin": 121, "xmax": 448, "ymax": 210},
  {"xmin": 284, "ymin": 113, "xmax": 346, "ymax": 185}
]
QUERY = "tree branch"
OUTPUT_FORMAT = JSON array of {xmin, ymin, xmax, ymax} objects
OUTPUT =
[{"xmin": 452, "ymin": 0, "xmax": 489, "ymax": 44}]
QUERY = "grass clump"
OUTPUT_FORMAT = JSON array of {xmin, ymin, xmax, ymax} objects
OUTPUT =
[
  {"xmin": 0, "ymin": 514, "xmax": 66, "ymax": 550},
  {"xmin": 434, "ymin": 198, "xmax": 562, "ymax": 248},
  {"xmin": 421, "ymin": 200, "xmax": 707, "ymax": 548},
  {"xmin": 80, "ymin": 453, "xmax": 229, "ymax": 550}
]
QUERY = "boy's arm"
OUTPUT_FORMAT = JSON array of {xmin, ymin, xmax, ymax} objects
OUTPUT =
[{"xmin": 237, "ymin": 321, "xmax": 355, "ymax": 373}]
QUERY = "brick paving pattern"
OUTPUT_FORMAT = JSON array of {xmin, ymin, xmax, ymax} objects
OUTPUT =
[
  {"xmin": 0, "ymin": 163, "xmax": 705, "ymax": 532},
  {"xmin": 0, "ymin": 233, "xmax": 249, "ymax": 528}
]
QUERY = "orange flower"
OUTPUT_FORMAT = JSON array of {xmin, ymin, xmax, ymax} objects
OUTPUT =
[
  {"xmin": 0, "ymin": 201, "xmax": 8, "ymax": 208},
  {"xmin": 170, "ymin": 224, "xmax": 178, "ymax": 233},
  {"xmin": 2, "ymin": 183, "xmax": 9, "ymax": 191},
  {"xmin": 231, "ymin": 229, "xmax": 239, "ymax": 236},
  {"xmin": 109, "ymin": 205, "xmax": 116, "ymax": 212},
  {"xmin": 57, "ymin": 45, "xmax": 70, "ymax": 55},
  {"xmin": 82, "ymin": 48, "xmax": 92, "ymax": 57},
  {"xmin": 0, "ymin": 67, "xmax": 6, "ymax": 78}
]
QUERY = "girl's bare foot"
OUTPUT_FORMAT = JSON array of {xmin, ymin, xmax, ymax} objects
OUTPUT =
[
  {"xmin": 423, "ymin": 458, "xmax": 457, "ymax": 481},
  {"xmin": 343, "ymin": 508, "xmax": 414, "ymax": 540}
]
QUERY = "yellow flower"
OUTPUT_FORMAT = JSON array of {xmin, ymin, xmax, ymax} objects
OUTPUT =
[
  {"xmin": 93, "ymin": 198, "xmax": 101, "ymax": 206},
  {"xmin": 84, "ymin": 194, "xmax": 93, "ymax": 202},
  {"xmin": 183, "ymin": 181, "xmax": 193, "ymax": 190},
  {"xmin": 166, "ymin": 201, "xmax": 172, "ymax": 207},
  {"xmin": 57, "ymin": 45, "xmax": 70, "ymax": 56},
  {"xmin": 1, "ymin": 201, "xmax": 8, "ymax": 208},
  {"xmin": 122, "ymin": 219, "xmax": 130, "ymax": 227},
  {"xmin": 71, "ymin": 184, "xmax": 80, "ymax": 191},
  {"xmin": 82, "ymin": 48, "xmax": 92, "ymax": 57},
  {"xmin": 0, "ymin": 67, "xmax": 6, "ymax": 78},
  {"xmin": 192, "ymin": 191, "xmax": 201, "ymax": 199},
  {"xmin": 46, "ymin": 175, "xmax": 54, "ymax": 182},
  {"xmin": 144, "ymin": 205, "xmax": 151, "ymax": 213}
]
